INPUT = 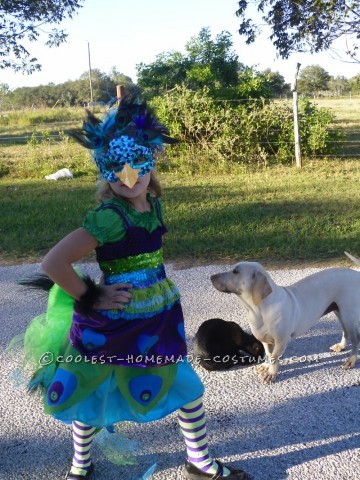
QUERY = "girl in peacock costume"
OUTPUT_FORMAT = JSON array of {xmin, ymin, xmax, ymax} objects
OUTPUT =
[{"xmin": 23, "ymin": 97, "xmax": 250, "ymax": 480}]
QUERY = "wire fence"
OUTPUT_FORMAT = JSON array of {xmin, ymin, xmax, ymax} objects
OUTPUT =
[
  {"xmin": 1, "ymin": 98, "xmax": 359, "ymax": 158},
  {"xmin": 1, "ymin": 136, "xmax": 359, "ymax": 160},
  {"xmin": 1, "ymin": 133, "xmax": 360, "ymax": 145}
]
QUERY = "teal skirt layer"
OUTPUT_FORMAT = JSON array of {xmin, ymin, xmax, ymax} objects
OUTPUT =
[{"xmin": 47, "ymin": 355, "xmax": 204, "ymax": 427}]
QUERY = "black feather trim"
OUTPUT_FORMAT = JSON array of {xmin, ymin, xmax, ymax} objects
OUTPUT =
[
  {"xmin": 18, "ymin": 273, "xmax": 54, "ymax": 292},
  {"xmin": 75, "ymin": 275, "xmax": 103, "ymax": 315},
  {"xmin": 67, "ymin": 130, "xmax": 107, "ymax": 150},
  {"xmin": 84, "ymin": 109, "xmax": 102, "ymax": 126},
  {"xmin": 161, "ymin": 134, "xmax": 180, "ymax": 145},
  {"xmin": 67, "ymin": 95, "xmax": 179, "ymax": 152}
]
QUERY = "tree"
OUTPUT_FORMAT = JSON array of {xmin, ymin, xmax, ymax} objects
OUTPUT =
[
  {"xmin": 74, "ymin": 69, "xmax": 116, "ymax": 105},
  {"xmin": 261, "ymin": 69, "xmax": 291, "ymax": 97},
  {"xmin": 137, "ymin": 28, "xmax": 240, "ymax": 98},
  {"xmin": 137, "ymin": 51, "xmax": 190, "ymax": 98},
  {"xmin": 0, "ymin": 83, "xmax": 10, "ymax": 108},
  {"xmin": 297, "ymin": 65, "xmax": 331, "ymax": 97},
  {"xmin": 235, "ymin": 1, "xmax": 360, "ymax": 62},
  {"xmin": 108, "ymin": 67, "xmax": 139, "ymax": 97},
  {"xmin": 185, "ymin": 28, "xmax": 240, "ymax": 89},
  {"xmin": 2, "ymin": 68, "xmax": 141, "ymax": 108},
  {"xmin": 0, "ymin": 0, "xmax": 84, "ymax": 73},
  {"xmin": 328, "ymin": 76, "xmax": 351, "ymax": 96},
  {"xmin": 236, "ymin": 67, "xmax": 270, "ymax": 99},
  {"xmin": 349, "ymin": 74, "xmax": 360, "ymax": 94}
]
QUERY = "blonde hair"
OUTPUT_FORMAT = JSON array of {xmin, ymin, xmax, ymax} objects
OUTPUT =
[{"xmin": 96, "ymin": 171, "xmax": 162, "ymax": 202}]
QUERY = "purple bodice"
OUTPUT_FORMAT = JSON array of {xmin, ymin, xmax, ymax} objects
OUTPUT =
[{"xmin": 69, "ymin": 200, "xmax": 187, "ymax": 366}]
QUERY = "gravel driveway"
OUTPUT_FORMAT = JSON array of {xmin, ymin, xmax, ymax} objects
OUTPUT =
[{"xmin": 0, "ymin": 262, "xmax": 359, "ymax": 480}]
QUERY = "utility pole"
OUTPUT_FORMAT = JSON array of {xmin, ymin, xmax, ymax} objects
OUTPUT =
[
  {"xmin": 292, "ymin": 63, "xmax": 302, "ymax": 168},
  {"xmin": 87, "ymin": 41, "xmax": 94, "ymax": 105}
]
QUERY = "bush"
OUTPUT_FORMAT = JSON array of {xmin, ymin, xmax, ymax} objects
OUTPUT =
[
  {"xmin": 0, "ymin": 95, "xmax": 343, "ymax": 179},
  {"xmin": 151, "ymin": 85, "xmax": 344, "ymax": 172},
  {"xmin": 299, "ymin": 100, "xmax": 344, "ymax": 156}
]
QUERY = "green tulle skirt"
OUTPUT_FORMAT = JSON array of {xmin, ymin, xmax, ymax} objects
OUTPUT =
[{"xmin": 20, "ymin": 283, "xmax": 204, "ymax": 427}]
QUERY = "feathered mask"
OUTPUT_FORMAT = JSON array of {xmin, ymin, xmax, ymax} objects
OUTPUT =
[{"xmin": 69, "ymin": 96, "xmax": 178, "ymax": 187}]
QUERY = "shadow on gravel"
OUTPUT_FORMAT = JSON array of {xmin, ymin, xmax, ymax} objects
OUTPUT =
[
  {"xmin": 0, "ymin": 382, "xmax": 359, "ymax": 480},
  {"xmin": 204, "ymin": 386, "xmax": 360, "ymax": 480}
]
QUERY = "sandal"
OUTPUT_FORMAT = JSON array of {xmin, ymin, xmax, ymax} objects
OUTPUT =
[
  {"xmin": 65, "ymin": 463, "xmax": 94, "ymax": 480},
  {"xmin": 184, "ymin": 459, "xmax": 251, "ymax": 480}
]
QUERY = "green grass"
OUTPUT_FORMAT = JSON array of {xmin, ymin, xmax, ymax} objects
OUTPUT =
[
  {"xmin": 309, "ymin": 98, "xmax": 360, "ymax": 157},
  {"xmin": 0, "ymin": 107, "xmax": 86, "ymax": 128},
  {"xmin": 0, "ymin": 178, "xmax": 96, "ymax": 263},
  {"xmin": 1, "ymin": 161, "xmax": 360, "ymax": 266},
  {"xmin": 1, "ymin": 99, "xmax": 360, "ymax": 266},
  {"xmin": 162, "ymin": 162, "xmax": 360, "ymax": 264}
]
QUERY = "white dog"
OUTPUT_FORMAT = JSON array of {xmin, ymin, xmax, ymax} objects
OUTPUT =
[{"xmin": 211, "ymin": 253, "xmax": 360, "ymax": 383}]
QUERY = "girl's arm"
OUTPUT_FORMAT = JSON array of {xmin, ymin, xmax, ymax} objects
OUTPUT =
[{"xmin": 42, "ymin": 227, "xmax": 132, "ymax": 310}]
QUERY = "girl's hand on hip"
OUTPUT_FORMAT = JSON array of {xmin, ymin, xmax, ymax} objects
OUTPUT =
[{"xmin": 94, "ymin": 283, "xmax": 133, "ymax": 310}]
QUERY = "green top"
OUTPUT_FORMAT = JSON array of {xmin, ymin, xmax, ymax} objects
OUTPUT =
[{"xmin": 83, "ymin": 195, "xmax": 164, "ymax": 246}]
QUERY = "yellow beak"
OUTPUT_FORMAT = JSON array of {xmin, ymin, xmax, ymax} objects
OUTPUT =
[{"xmin": 115, "ymin": 163, "xmax": 139, "ymax": 188}]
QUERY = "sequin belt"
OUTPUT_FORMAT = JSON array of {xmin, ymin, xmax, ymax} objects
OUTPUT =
[
  {"xmin": 105, "ymin": 264, "xmax": 166, "ymax": 288},
  {"xmin": 99, "ymin": 249, "xmax": 163, "ymax": 276}
]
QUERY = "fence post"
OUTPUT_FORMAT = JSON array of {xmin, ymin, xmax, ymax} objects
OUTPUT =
[
  {"xmin": 292, "ymin": 63, "xmax": 302, "ymax": 168},
  {"xmin": 116, "ymin": 85, "xmax": 125, "ymax": 106}
]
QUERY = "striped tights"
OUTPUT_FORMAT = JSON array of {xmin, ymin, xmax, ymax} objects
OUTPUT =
[
  {"xmin": 68, "ymin": 397, "xmax": 229, "ymax": 477},
  {"xmin": 178, "ymin": 396, "xmax": 230, "ymax": 476},
  {"xmin": 69, "ymin": 421, "xmax": 96, "ymax": 476}
]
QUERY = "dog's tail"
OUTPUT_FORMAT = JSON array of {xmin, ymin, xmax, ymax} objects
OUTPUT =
[
  {"xmin": 344, "ymin": 251, "xmax": 360, "ymax": 267},
  {"xmin": 18, "ymin": 273, "xmax": 54, "ymax": 292}
]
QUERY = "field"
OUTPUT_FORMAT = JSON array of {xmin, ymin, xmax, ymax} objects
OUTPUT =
[
  {"xmin": 315, "ymin": 97, "xmax": 360, "ymax": 157},
  {"xmin": 0, "ymin": 98, "xmax": 359, "ymax": 266}
]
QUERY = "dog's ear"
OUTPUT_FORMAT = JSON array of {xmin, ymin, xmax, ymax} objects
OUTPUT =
[{"xmin": 252, "ymin": 271, "xmax": 272, "ymax": 305}]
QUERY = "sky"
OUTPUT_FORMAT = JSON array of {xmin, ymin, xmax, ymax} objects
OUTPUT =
[{"xmin": 2, "ymin": 0, "xmax": 359, "ymax": 91}]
